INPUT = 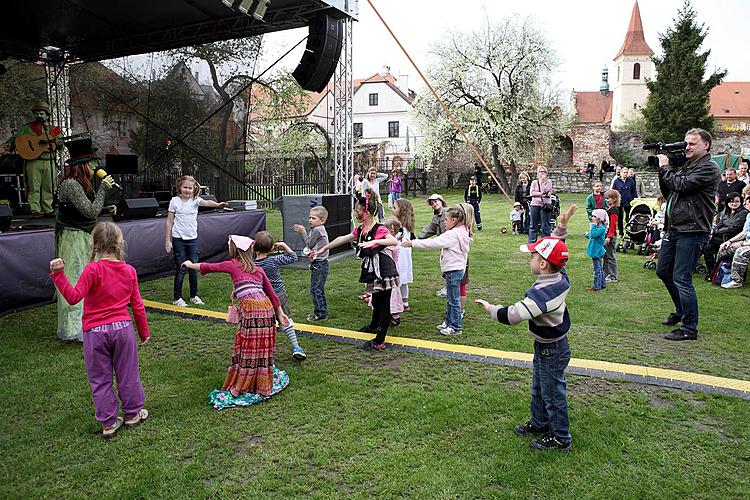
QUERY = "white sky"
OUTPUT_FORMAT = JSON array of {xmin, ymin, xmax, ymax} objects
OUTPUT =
[{"xmin": 238, "ymin": 0, "xmax": 749, "ymax": 95}]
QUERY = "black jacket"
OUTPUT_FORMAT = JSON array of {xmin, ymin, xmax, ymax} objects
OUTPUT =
[
  {"xmin": 659, "ymin": 153, "xmax": 720, "ymax": 234},
  {"xmin": 712, "ymin": 207, "xmax": 749, "ymax": 241},
  {"xmin": 514, "ymin": 182, "xmax": 530, "ymax": 206}
]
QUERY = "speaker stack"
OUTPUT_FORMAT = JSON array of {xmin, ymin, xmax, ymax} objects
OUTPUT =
[
  {"xmin": 113, "ymin": 198, "xmax": 159, "ymax": 222},
  {"xmin": 292, "ymin": 13, "xmax": 343, "ymax": 92},
  {"xmin": 279, "ymin": 194, "xmax": 351, "ymax": 256}
]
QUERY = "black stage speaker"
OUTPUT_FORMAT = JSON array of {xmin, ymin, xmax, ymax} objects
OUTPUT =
[
  {"xmin": 0, "ymin": 154, "xmax": 24, "ymax": 174},
  {"xmin": 198, "ymin": 194, "xmax": 218, "ymax": 212},
  {"xmin": 0, "ymin": 204, "xmax": 11, "ymax": 231},
  {"xmin": 105, "ymin": 154, "xmax": 139, "ymax": 175},
  {"xmin": 113, "ymin": 197, "xmax": 159, "ymax": 221},
  {"xmin": 280, "ymin": 194, "xmax": 351, "ymax": 256},
  {"xmin": 292, "ymin": 13, "xmax": 343, "ymax": 92}
]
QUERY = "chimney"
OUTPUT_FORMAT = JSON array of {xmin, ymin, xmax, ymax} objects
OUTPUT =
[
  {"xmin": 398, "ymin": 73, "xmax": 409, "ymax": 95},
  {"xmin": 381, "ymin": 65, "xmax": 391, "ymax": 76}
]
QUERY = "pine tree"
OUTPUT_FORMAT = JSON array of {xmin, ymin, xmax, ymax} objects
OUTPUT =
[{"xmin": 641, "ymin": 0, "xmax": 726, "ymax": 143}]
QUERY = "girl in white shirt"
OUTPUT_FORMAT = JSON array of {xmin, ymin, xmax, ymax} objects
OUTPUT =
[{"xmin": 164, "ymin": 176, "xmax": 225, "ymax": 306}]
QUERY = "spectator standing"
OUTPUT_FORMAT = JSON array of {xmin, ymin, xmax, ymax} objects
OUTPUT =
[
  {"xmin": 528, "ymin": 166, "xmax": 553, "ymax": 243},
  {"xmin": 387, "ymin": 170, "xmax": 402, "ymax": 208},
  {"xmin": 361, "ymin": 167, "xmax": 388, "ymax": 219},
  {"xmin": 464, "ymin": 176, "xmax": 483, "ymax": 231},
  {"xmin": 515, "ymin": 172, "xmax": 531, "ymax": 234},
  {"xmin": 612, "ymin": 168, "xmax": 638, "ymax": 237},
  {"xmin": 584, "ymin": 181, "xmax": 607, "ymax": 220},
  {"xmin": 629, "ymin": 168, "xmax": 647, "ymax": 198}
]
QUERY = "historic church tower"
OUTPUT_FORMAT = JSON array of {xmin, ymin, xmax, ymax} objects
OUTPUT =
[{"xmin": 610, "ymin": 1, "xmax": 655, "ymax": 129}]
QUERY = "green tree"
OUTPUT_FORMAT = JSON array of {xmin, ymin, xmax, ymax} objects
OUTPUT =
[
  {"xmin": 0, "ymin": 60, "xmax": 45, "ymax": 137},
  {"xmin": 641, "ymin": 0, "xmax": 726, "ymax": 143},
  {"xmin": 412, "ymin": 15, "xmax": 564, "ymax": 193}
]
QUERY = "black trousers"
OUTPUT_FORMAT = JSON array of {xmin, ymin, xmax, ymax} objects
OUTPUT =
[{"xmin": 370, "ymin": 289, "xmax": 392, "ymax": 344}]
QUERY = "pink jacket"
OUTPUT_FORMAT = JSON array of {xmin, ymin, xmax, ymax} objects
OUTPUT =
[{"xmin": 411, "ymin": 225, "xmax": 471, "ymax": 272}]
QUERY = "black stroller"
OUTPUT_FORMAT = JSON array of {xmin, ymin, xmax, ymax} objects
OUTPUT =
[{"xmin": 617, "ymin": 201, "xmax": 657, "ymax": 255}]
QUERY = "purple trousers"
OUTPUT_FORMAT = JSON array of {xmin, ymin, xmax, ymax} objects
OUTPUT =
[{"xmin": 82, "ymin": 321, "xmax": 145, "ymax": 427}]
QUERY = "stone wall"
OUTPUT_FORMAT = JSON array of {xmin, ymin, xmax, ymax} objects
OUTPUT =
[
  {"xmin": 567, "ymin": 125, "xmax": 611, "ymax": 168},
  {"xmin": 547, "ymin": 171, "xmax": 660, "ymax": 196}
]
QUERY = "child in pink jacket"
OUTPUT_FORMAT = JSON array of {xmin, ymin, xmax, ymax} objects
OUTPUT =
[{"xmin": 403, "ymin": 205, "xmax": 472, "ymax": 335}]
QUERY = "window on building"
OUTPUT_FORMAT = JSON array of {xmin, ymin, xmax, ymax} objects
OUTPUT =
[
  {"xmin": 388, "ymin": 121, "xmax": 399, "ymax": 138},
  {"xmin": 633, "ymin": 63, "xmax": 641, "ymax": 80},
  {"xmin": 369, "ymin": 93, "xmax": 378, "ymax": 106},
  {"xmin": 353, "ymin": 122, "xmax": 363, "ymax": 138}
]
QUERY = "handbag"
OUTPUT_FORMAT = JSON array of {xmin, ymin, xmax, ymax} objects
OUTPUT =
[
  {"xmin": 226, "ymin": 293, "xmax": 240, "ymax": 324},
  {"xmin": 542, "ymin": 202, "xmax": 553, "ymax": 212}
]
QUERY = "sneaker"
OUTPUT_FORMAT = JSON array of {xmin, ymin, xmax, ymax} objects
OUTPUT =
[
  {"xmin": 190, "ymin": 296, "xmax": 205, "ymax": 305},
  {"xmin": 605, "ymin": 277, "xmax": 618, "ymax": 283},
  {"xmin": 664, "ymin": 329, "xmax": 698, "ymax": 341},
  {"xmin": 586, "ymin": 287, "xmax": 601, "ymax": 292},
  {"xmin": 172, "ymin": 298, "xmax": 188, "ymax": 307},
  {"xmin": 530, "ymin": 434, "xmax": 572, "ymax": 452},
  {"xmin": 402, "ymin": 304, "xmax": 411, "ymax": 311},
  {"xmin": 124, "ymin": 408, "xmax": 149, "ymax": 428},
  {"xmin": 372, "ymin": 342, "xmax": 386, "ymax": 351},
  {"xmin": 513, "ymin": 421, "xmax": 547, "ymax": 437},
  {"xmin": 436, "ymin": 321, "xmax": 447, "ymax": 330},
  {"xmin": 721, "ymin": 280, "xmax": 743, "ymax": 289},
  {"xmin": 292, "ymin": 347, "xmax": 307, "ymax": 361},
  {"xmin": 360, "ymin": 340, "xmax": 380, "ymax": 350},
  {"xmin": 436, "ymin": 287, "xmax": 447, "ymax": 298},
  {"xmin": 661, "ymin": 313, "xmax": 681, "ymax": 326},
  {"xmin": 439, "ymin": 326, "xmax": 462, "ymax": 336},
  {"xmin": 103, "ymin": 417, "xmax": 123, "ymax": 438},
  {"xmin": 306, "ymin": 313, "xmax": 327, "ymax": 322},
  {"xmin": 461, "ymin": 310, "xmax": 465, "ymax": 319}
]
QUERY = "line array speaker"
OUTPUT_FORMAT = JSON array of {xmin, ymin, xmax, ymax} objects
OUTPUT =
[{"xmin": 292, "ymin": 13, "xmax": 343, "ymax": 92}]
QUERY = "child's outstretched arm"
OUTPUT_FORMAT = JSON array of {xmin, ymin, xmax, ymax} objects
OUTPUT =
[
  {"xmin": 475, "ymin": 295, "xmax": 539, "ymax": 327},
  {"xmin": 182, "ymin": 260, "xmax": 200, "ymax": 270},
  {"xmin": 319, "ymin": 233, "xmax": 356, "ymax": 254},
  {"xmin": 49, "ymin": 258, "xmax": 95, "ymax": 305},
  {"xmin": 199, "ymin": 198, "xmax": 227, "ymax": 209},
  {"xmin": 359, "ymin": 234, "xmax": 397, "ymax": 249},
  {"xmin": 273, "ymin": 242, "xmax": 299, "ymax": 265}
]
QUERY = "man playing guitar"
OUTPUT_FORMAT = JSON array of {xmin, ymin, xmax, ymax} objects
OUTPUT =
[{"xmin": 6, "ymin": 103, "xmax": 64, "ymax": 217}]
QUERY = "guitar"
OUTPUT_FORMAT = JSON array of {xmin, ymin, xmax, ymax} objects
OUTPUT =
[{"xmin": 14, "ymin": 133, "xmax": 64, "ymax": 160}]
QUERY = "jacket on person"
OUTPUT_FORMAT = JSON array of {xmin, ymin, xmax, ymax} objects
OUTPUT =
[
  {"xmin": 585, "ymin": 193, "xmax": 608, "ymax": 219},
  {"xmin": 410, "ymin": 225, "xmax": 471, "ymax": 272},
  {"xmin": 418, "ymin": 207, "xmax": 447, "ymax": 239},
  {"xmin": 612, "ymin": 177, "xmax": 638, "ymax": 207},
  {"xmin": 464, "ymin": 184, "xmax": 482, "ymax": 203},
  {"xmin": 712, "ymin": 207, "xmax": 749, "ymax": 242},
  {"xmin": 659, "ymin": 153, "xmax": 721, "ymax": 234},
  {"xmin": 514, "ymin": 182, "xmax": 530, "ymax": 206}
]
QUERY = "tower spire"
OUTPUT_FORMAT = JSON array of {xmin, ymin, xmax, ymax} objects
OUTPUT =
[{"xmin": 614, "ymin": 1, "xmax": 654, "ymax": 59}]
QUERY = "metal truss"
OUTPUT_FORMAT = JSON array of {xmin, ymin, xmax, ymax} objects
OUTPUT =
[
  {"xmin": 332, "ymin": 15, "xmax": 353, "ymax": 195},
  {"xmin": 45, "ymin": 63, "xmax": 71, "ymax": 172}
]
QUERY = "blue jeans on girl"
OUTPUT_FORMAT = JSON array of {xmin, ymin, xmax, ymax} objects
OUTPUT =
[
  {"xmin": 592, "ymin": 257, "xmax": 606, "ymax": 290},
  {"xmin": 172, "ymin": 237, "xmax": 199, "ymax": 301},
  {"xmin": 444, "ymin": 269, "xmax": 464, "ymax": 331}
]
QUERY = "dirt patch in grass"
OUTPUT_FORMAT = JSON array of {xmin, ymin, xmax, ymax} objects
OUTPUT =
[
  {"xmin": 649, "ymin": 392, "xmax": 674, "ymax": 409},
  {"xmin": 234, "ymin": 434, "xmax": 264, "ymax": 453},
  {"xmin": 354, "ymin": 354, "xmax": 408, "ymax": 370}
]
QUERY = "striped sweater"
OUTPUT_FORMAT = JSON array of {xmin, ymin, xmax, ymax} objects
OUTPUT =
[{"xmin": 488, "ymin": 271, "xmax": 570, "ymax": 343}]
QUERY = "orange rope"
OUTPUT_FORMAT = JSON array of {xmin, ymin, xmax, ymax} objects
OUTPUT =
[{"xmin": 365, "ymin": 0, "xmax": 512, "ymax": 203}]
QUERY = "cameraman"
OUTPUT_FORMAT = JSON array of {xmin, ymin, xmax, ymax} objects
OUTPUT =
[{"xmin": 656, "ymin": 128, "xmax": 720, "ymax": 341}]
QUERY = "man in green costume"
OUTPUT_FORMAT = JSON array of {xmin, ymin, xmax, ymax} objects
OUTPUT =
[{"xmin": 9, "ymin": 103, "xmax": 64, "ymax": 217}]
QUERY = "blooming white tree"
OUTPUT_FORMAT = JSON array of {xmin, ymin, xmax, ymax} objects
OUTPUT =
[{"xmin": 413, "ymin": 15, "xmax": 564, "ymax": 192}]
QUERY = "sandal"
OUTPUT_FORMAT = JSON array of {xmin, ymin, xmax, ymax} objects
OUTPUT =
[
  {"xmin": 103, "ymin": 417, "xmax": 123, "ymax": 438},
  {"xmin": 124, "ymin": 408, "xmax": 149, "ymax": 428}
]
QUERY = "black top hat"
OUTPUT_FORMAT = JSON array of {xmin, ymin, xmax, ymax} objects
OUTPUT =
[{"xmin": 65, "ymin": 135, "xmax": 98, "ymax": 166}]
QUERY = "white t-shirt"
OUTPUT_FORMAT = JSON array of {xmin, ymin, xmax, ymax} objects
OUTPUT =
[{"xmin": 168, "ymin": 196, "xmax": 202, "ymax": 240}]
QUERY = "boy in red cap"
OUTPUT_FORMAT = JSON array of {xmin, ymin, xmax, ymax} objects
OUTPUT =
[{"xmin": 476, "ymin": 235, "xmax": 573, "ymax": 452}]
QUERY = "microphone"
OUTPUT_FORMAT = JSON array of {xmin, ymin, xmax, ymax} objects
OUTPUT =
[{"xmin": 96, "ymin": 168, "xmax": 122, "ymax": 191}]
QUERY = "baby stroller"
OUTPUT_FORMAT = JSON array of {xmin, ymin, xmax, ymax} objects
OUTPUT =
[
  {"xmin": 548, "ymin": 194, "xmax": 561, "ymax": 226},
  {"xmin": 617, "ymin": 201, "xmax": 655, "ymax": 254},
  {"xmin": 642, "ymin": 237, "xmax": 708, "ymax": 277}
]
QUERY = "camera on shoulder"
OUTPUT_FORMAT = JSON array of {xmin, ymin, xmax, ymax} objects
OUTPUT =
[{"xmin": 643, "ymin": 141, "xmax": 688, "ymax": 169}]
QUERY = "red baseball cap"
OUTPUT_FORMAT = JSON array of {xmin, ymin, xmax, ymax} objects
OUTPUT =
[{"xmin": 520, "ymin": 237, "xmax": 569, "ymax": 267}]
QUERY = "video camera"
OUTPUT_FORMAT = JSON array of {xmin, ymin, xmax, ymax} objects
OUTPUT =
[{"xmin": 643, "ymin": 141, "xmax": 688, "ymax": 169}]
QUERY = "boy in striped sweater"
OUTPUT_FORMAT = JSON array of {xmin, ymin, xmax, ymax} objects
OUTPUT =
[{"xmin": 476, "ymin": 235, "xmax": 572, "ymax": 452}]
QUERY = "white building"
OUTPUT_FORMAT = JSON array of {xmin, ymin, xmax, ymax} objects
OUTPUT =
[{"xmin": 306, "ymin": 67, "xmax": 421, "ymax": 162}]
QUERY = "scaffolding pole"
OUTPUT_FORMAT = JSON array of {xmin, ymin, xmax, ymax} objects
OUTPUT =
[{"xmin": 333, "ymin": 12, "xmax": 354, "ymax": 194}]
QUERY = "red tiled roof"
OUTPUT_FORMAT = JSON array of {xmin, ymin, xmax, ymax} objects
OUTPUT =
[
  {"xmin": 574, "ymin": 92, "xmax": 613, "ymax": 124},
  {"xmin": 614, "ymin": 1, "xmax": 654, "ymax": 59},
  {"xmin": 710, "ymin": 82, "xmax": 750, "ymax": 118}
]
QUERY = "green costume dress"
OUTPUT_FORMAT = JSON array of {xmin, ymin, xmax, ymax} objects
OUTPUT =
[{"xmin": 55, "ymin": 177, "xmax": 110, "ymax": 341}]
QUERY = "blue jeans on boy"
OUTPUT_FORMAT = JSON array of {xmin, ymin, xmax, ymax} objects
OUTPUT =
[
  {"xmin": 172, "ymin": 237, "xmax": 199, "ymax": 301},
  {"xmin": 444, "ymin": 269, "xmax": 464, "ymax": 331},
  {"xmin": 655, "ymin": 231, "xmax": 709, "ymax": 335},
  {"xmin": 592, "ymin": 257, "xmax": 606, "ymax": 289},
  {"xmin": 310, "ymin": 259, "xmax": 329, "ymax": 318},
  {"xmin": 528, "ymin": 205, "xmax": 551, "ymax": 243},
  {"xmin": 530, "ymin": 337, "xmax": 572, "ymax": 443}
]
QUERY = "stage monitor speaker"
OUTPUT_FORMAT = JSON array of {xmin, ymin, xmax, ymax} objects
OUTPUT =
[
  {"xmin": 292, "ymin": 13, "xmax": 343, "ymax": 92},
  {"xmin": 0, "ymin": 154, "xmax": 24, "ymax": 175},
  {"xmin": 105, "ymin": 154, "xmax": 139, "ymax": 175},
  {"xmin": 279, "ymin": 194, "xmax": 351, "ymax": 256},
  {"xmin": 0, "ymin": 204, "xmax": 11, "ymax": 232},
  {"xmin": 198, "ymin": 194, "xmax": 218, "ymax": 212},
  {"xmin": 113, "ymin": 197, "xmax": 159, "ymax": 222}
]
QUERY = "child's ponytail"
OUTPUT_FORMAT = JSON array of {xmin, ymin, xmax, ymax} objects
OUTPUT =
[{"xmin": 90, "ymin": 222, "xmax": 125, "ymax": 261}]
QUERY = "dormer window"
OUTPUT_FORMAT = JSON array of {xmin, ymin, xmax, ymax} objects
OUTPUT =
[
  {"xmin": 633, "ymin": 63, "xmax": 641, "ymax": 80},
  {"xmin": 369, "ymin": 93, "xmax": 378, "ymax": 106}
]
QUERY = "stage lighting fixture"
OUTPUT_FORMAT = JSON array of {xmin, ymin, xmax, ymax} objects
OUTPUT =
[
  {"xmin": 237, "ymin": 0, "xmax": 270, "ymax": 20},
  {"xmin": 237, "ymin": 0, "xmax": 254, "ymax": 14},
  {"xmin": 221, "ymin": 0, "xmax": 237, "ymax": 7}
]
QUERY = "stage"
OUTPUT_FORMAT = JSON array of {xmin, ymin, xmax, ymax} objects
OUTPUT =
[{"xmin": 0, "ymin": 209, "xmax": 265, "ymax": 314}]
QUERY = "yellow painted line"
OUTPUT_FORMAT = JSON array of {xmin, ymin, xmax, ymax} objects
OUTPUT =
[{"xmin": 143, "ymin": 300, "xmax": 750, "ymax": 394}]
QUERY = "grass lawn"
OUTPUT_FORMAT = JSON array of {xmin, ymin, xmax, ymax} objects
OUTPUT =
[{"xmin": 1, "ymin": 190, "xmax": 749, "ymax": 498}]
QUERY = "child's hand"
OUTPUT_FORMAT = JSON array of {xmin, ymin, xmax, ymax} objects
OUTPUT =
[
  {"xmin": 165, "ymin": 240, "xmax": 172, "ymax": 253},
  {"xmin": 278, "ymin": 312, "xmax": 290, "ymax": 326},
  {"xmin": 292, "ymin": 224, "xmax": 305, "ymax": 234},
  {"xmin": 182, "ymin": 260, "xmax": 195, "ymax": 269},
  {"xmin": 217, "ymin": 202, "xmax": 227, "ymax": 209},
  {"xmin": 49, "ymin": 258, "xmax": 65, "ymax": 273},
  {"xmin": 605, "ymin": 237, "xmax": 611, "ymax": 245},
  {"xmin": 475, "ymin": 299, "xmax": 493, "ymax": 313},
  {"xmin": 358, "ymin": 241, "xmax": 377, "ymax": 249},
  {"xmin": 401, "ymin": 240, "xmax": 412, "ymax": 248},
  {"xmin": 140, "ymin": 336, "xmax": 150, "ymax": 346}
]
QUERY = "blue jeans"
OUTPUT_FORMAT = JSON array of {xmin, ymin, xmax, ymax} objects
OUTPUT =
[
  {"xmin": 310, "ymin": 260, "xmax": 329, "ymax": 318},
  {"xmin": 172, "ymin": 237, "xmax": 199, "ymax": 301},
  {"xmin": 530, "ymin": 337, "xmax": 572, "ymax": 443},
  {"xmin": 444, "ymin": 269, "xmax": 464, "ymax": 331},
  {"xmin": 528, "ymin": 205, "xmax": 551, "ymax": 243},
  {"xmin": 592, "ymin": 257, "xmax": 606, "ymax": 289},
  {"xmin": 656, "ymin": 231, "xmax": 709, "ymax": 335}
]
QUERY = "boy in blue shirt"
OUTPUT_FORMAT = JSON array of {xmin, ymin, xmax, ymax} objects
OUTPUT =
[{"xmin": 476, "ymin": 236, "xmax": 573, "ymax": 452}]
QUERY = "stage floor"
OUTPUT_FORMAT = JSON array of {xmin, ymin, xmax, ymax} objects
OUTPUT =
[{"xmin": 0, "ymin": 209, "xmax": 265, "ymax": 314}]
